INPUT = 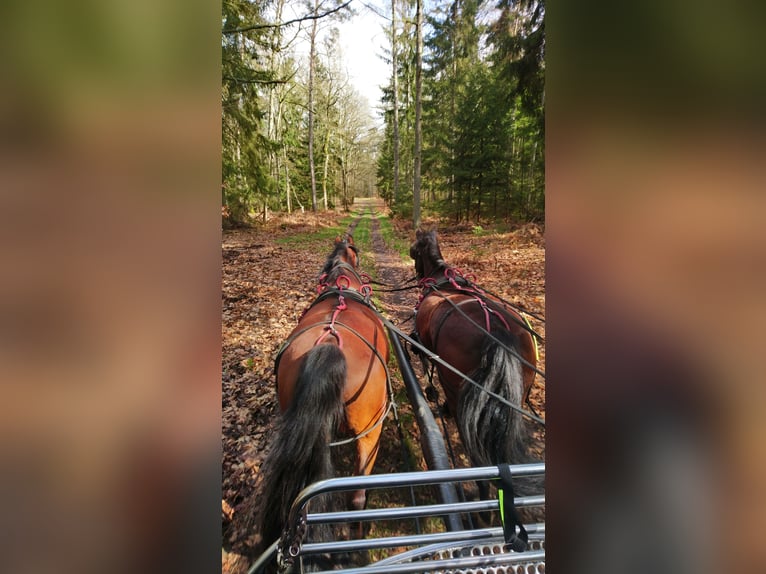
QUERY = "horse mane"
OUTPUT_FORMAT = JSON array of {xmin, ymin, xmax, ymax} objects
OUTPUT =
[
  {"xmin": 320, "ymin": 240, "xmax": 357, "ymax": 277},
  {"xmin": 415, "ymin": 229, "xmax": 446, "ymax": 269}
]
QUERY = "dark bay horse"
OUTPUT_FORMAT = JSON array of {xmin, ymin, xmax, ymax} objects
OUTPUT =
[
  {"xmin": 410, "ymin": 229, "xmax": 539, "ymax": 471},
  {"xmin": 253, "ymin": 235, "xmax": 390, "ymax": 562}
]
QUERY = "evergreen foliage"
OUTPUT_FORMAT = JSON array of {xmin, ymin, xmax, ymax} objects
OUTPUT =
[{"xmin": 379, "ymin": 0, "xmax": 545, "ymax": 223}]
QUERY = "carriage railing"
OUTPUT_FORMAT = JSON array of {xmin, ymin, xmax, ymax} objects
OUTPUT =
[{"xmin": 248, "ymin": 463, "xmax": 545, "ymax": 574}]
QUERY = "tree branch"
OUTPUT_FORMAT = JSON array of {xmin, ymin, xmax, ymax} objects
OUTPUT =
[
  {"xmin": 223, "ymin": 0, "xmax": 354, "ymax": 35},
  {"xmin": 223, "ymin": 75, "xmax": 289, "ymax": 85}
]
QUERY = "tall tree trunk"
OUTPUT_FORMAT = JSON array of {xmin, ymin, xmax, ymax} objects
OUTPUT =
[
  {"xmin": 412, "ymin": 0, "xmax": 423, "ymax": 229},
  {"xmin": 477, "ymin": 136, "xmax": 484, "ymax": 221},
  {"xmin": 391, "ymin": 0, "xmax": 400, "ymax": 207},
  {"xmin": 518, "ymin": 134, "xmax": 526, "ymax": 219},
  {"xmin": 275, "ymin": 82, "xmax": 285, "ymax": 210},
  {"xmin": 340, "ymin": 159, "xmax": 349, "ymax": 210},
  {"xmin": 283, "ymin": 148, "xmax": 292, "ymax": 213},
  {"xmin": 322, "ymin": 129, "xmax": 331, "ymax": 210},
  {"xmin": 527, "ymin": 139, "xmax": 538, "ymax": 219},
  {"xmin": 266, "ymin": 0, "xmax": 287, "ymax": 205},
  {"xmin": 508, "ymin": 128, "xmax": 517, "ymax": 220},
  {"xmin": 308, "ymin": 0, "xmax": 319, "ymax": 211},
  {"xmin": 449, "ymin": 1, "xmax": 457, "ymax": 213}
]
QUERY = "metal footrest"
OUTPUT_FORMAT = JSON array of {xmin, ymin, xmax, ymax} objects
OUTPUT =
[{"xmin": 249, "ymin": 464, "xmax": 545, "ymax": 574}]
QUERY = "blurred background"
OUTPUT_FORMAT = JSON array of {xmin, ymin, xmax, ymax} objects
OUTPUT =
[
  {"xmin": 548, "ymin": 1, "xmax": 766, "ymax": 572},
  {"xmin": 0, "ymin": 0, "xmax": 764, "ymax": 573},
  {"xmin": 0, "ymin": 1, "xmax": 221, "ymax": 573}
]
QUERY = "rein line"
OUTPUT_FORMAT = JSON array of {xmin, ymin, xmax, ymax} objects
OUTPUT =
[
  {"xmin": 382, "ymin": 315, "xmax": 545, "ymax": 426},
  {"xmin": 368, "ymin": 275, "xmax": 420, "ymax": 292}
]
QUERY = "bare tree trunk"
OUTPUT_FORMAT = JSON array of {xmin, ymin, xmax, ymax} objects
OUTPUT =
[
  {"xmin": 284, "ymin": 147, "xmax": 292, "ymax": 213},
  {"xmin": 308, "ymin": 0, "xmax": 319, "ymax": 211},
  {"xmin": 266, "ymin": 0, "xmax": 286, "ymax": 203},
  {"xmin": 449, "ymin": 0, "xmax": 457, "ymax": 212},
  {"xmin": 342, "ymin": 165, "xmax": 349, "ymax": 210},
  {"xmin": 505, "ymin": 122, "xmax": 518, "ymax": 219},
  {"xmin": 391, "ymin": 0, "xmax": 400, "ymax": 207},
  {"xmin": 412, "ymin": 0, "xmax": 423, "ymax": 229},
  {"xmin": 322, "ymin": 128, "xmax": 331, "ymax": 210},
  {"xmin": 527, "ymin": 140, "xmax": 538, "ymax": 219},
  {"xmin": 518, "ymin": 134, "xmax": 526, "ymax": 219},
  {"xmin": 275, "ymin": 79, "xmax": 285, "ymax": 210}
]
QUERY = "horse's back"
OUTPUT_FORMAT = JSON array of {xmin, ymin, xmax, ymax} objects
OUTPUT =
[
  {"xmin": 416, "ymin": 291, "xmax": 536, "ymax": 409},
  {"xmin": 277, "ymin": 297, "xmax": 389, "ymax": 422}
]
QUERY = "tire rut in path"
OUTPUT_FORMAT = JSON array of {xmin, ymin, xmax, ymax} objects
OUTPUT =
[
  {"xmin": 365, "ymin": 204, "xmax": 472, "ymax": 474},
  {"xmin": 345, "ymin": 216, "xmax": 362, "ymax": 237}
]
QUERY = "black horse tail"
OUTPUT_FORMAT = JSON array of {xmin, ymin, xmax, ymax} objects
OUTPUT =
[
  {"xmin": 254, "ymin": 343, "xmax": 346, "ymax": 558},
  {"xmin": 457, "ymin": 330, "xmax": 540, "ymax": 493}
]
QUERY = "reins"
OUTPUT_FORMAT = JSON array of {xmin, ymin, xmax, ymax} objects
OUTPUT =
[
  {"xmin": 367, "ymin": 275, "xmax": 421, "ymax": 292},
  {"xmin": 382, "ymin": 314, "xmax": 545, "ymax": 427}
]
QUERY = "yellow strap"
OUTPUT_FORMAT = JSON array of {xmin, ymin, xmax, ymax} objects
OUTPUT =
[
  {"xmin": 522, "ymin": 314, "xmax": 540, "ymax": 362},
  {"xmin": 498, "ymin": 488, "xmax": 506, "ymax": 525}
]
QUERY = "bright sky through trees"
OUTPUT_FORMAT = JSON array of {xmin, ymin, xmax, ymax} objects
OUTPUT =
[
  {"xmin": 281, "ymin": 0, "xmax": 389, "ymax": 116},
  {"xmin": 336, "ymin": 6, "xmax": 389, "ymax": 110}
]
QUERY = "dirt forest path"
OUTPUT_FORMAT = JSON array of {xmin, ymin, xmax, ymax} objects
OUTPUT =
[{"xmin": 221, "ymin": 199, "xmax": 545, "ymax": 573}]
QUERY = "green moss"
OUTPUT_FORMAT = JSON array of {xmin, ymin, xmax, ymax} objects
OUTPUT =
[{"xmin": 377, "ymin": 215, "xmax": 411, "ymax": 262}]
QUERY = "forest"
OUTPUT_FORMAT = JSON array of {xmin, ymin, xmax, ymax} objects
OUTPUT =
[{"xmin": 222, "ymin": 0, "xmax": 544, "ymax": 226}]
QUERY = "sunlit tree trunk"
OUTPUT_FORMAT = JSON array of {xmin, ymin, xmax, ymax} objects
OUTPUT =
[
  {"xmin": 284, "ymin": 147, "xmax": 292, "ymax": 213},
  {"xmin": 412, "ymin": 0, "xmax": 423, "ymax": 228},
  {"xmin": 308, "ymin": 0, "xmax": 319, "ymax": 211},
  {"xmin": 391, "ymin": 0, "xmax": 400, "ymax": 207},
  {"xmin": 322, "ymin": 129, "xmax": 331, "ymax": 209}
]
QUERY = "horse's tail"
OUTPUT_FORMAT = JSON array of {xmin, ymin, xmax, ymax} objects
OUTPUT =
[
  {"xmin": 457, "ymin": 330, "xmax": 540, "ymax": 493},
  {"xmin": 254, "ymin": 343, "xmax": 346, "ymax": 556}
]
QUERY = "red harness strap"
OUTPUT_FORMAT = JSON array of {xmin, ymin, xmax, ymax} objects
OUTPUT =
[
  {"xmin": 474, "ymin": 294, "xmax": 511, "ymax": 331},
  {"xmin": 314, "ymin": 294, "xmax": 348, "ymax": 348},
  {"xmin": 422, "ymin": 268, "xmax": 512, "ymax": 332}
]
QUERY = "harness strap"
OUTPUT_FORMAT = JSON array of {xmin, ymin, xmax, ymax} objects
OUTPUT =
[
  {"xmin": 310, "ymin": 285, "xmax": 375, "ymax": 310},
  {"xmin": 424, "ymin": 286, "xmax": 545, "ymax": 380},
  {"xmin": 276, "ymin": 284, "xmax": 379, "ymax": 378},
  {"xmin": 421, "ymin": 270, "xmax": 544, "ymax": 342},
  {"xmin": 521, "ymin": 313, "xmax": 540, "ymax": 362},
  {"xmin": 318, "ymin": 261, "xmax": 365, "ymax": 289},
  {"xmin": 476, "ymin": 295, "xmax": 511, "ymax": 332},
  {"xmin": 322, "ymin": 320, "xmax": 394, "ymax": 448},
  {"xmin": 313, "ymin": 295, "xmax": 347, "ymax": 348},
  {"xmin": 497, "ymin": 463, "xmax": 529, "ymax": 552}
]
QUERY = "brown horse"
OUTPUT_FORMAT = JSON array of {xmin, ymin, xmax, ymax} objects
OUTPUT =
[
  {"xmin": 253, "ymin": 235, "xmax": 390, "ymax": 560},
  {"xmin": 410, "ymin": 229, "xmax": 539, "ymax": 471}
]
